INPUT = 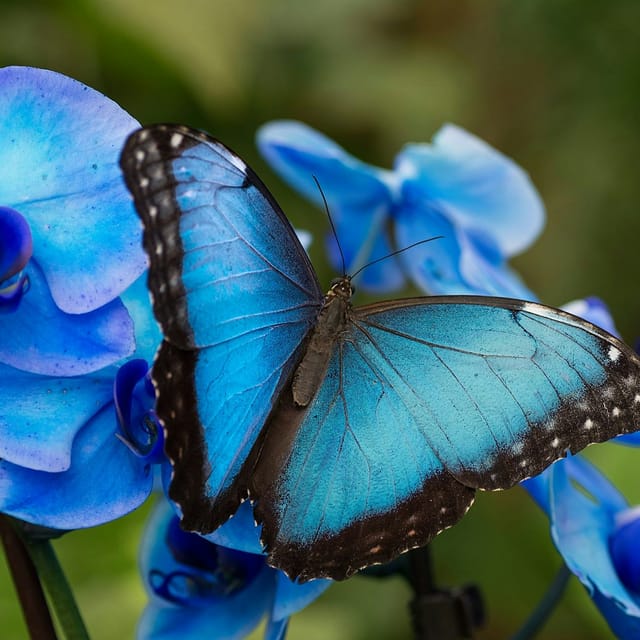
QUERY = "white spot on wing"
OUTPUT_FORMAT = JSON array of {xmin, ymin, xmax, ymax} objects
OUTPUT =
[
  {"xmin": 609, "ymin": 346, "xmax": 621, "ymax": 362},
  {"xmin": 170, "ymin": 132, "xmax": 184, "ymax": 148},
  {"xmin": 584, "ymin": 418, "xmax": 594, "ymax": 430}
]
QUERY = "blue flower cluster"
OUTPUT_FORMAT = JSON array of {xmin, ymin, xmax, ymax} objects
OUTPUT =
[
  {"xmin": 2, "ymin": 65, "xmax": 639, "ymax": 639},
  {"xmin": 0, "ymin": 67, "xmax": 160, "ymax": 529}
]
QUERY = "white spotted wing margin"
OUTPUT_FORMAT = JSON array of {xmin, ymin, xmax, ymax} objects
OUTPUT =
[{"xmin": 249, "ymin": 295, "xmax": 640, "ymax": 581}]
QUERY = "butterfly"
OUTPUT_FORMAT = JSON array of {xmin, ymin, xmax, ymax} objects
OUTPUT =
[{"xmin": 121, "ymin": 124, "xmax": 640, "ymax": 581}]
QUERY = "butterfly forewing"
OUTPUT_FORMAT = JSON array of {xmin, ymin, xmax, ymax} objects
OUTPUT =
[{"xmin": 120, "ymin": 125, "xmax": 323, "ymax": 531}]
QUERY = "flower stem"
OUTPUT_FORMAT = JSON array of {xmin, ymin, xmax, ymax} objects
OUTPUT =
[
  {"xmin": 510, "ymin": 564, "xmax": 571, "ymax": 640},
  {"xmin": 26, "ymin": 535, "xmax": 91, "ymax": 640},
  {"xmin": 0, "ymin": 515, "xmax": 57, "ymax": 639}
]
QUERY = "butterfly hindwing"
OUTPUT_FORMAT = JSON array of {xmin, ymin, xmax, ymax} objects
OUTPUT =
[
  {"xmin": 251, "ymin": 297, "xmax": 640, "ymax": 580},
  {"xmin": 120, "ymin": 126, "xmax": 323, "ymax": 530}
]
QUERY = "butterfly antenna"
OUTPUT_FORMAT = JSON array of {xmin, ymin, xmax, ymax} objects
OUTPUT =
[
  {"xmin": 313, "ymin": 175, "xmax": 346, "ymax": 277},
  {"xmin": 350, "ymin": 236, "xmax": 444, "ymax": 280}
]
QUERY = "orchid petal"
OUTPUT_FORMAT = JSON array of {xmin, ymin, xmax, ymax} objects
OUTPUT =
[
  {"xmin": 396, "ymin": 124, "xmax": 544, "ymax": 257},
  {"xmin": 395, "ymin": 201, "xmax": 535, "ymax": 298},
  {"xmin": 257, "ymin": 120, "xmax": 392, "ymax": 209},
  {"xmin": 119, "ymin": 273, "xmax": 162, "ymax": 363},
  {"xmin": 205, "ymin": 501, "xmax": 264, "ymax": 555},
  {"xmin": 272, "ymin": 571, "xmax": 331, "ymax": 621},
  {"xmin": 0, "ymin": 259, "xmax": 134, "ymax": 375},
  {"xmin": 264, "ymin": 616, "xmax": 289, "ymax": 640},
  {"xmin": 549, "ymin": 460, "xmax": 640, "ymax": 637},
  {"xmin": 257, "ymin": 121, "xmax": 405, "ymax": 290},
  {"xmin": 139, "ymin": 500, "xmax": 273, "ymax": 640},
  {"xmin": 562, "ymin": 297, "xmax": 620, "ymax": 338},
  {"xmin": 0, "ymin": 207, "xmax": 32, "ymax": 281},
  {"xmin": 0, "ymin": 402, "xmax": 153, "ymax": 528},
  {"xmin": 0, "ymin": 363, "xmax": 113, "ymax": 471},
  {"xmin": 0, "ymin": 66, "xmax": 146, "ymax": 313}
]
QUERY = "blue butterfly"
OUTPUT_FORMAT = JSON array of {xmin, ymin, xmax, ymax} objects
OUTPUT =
[{"xmin": 121, "ymin": 124, "xmax": 640, "ymax": 581}]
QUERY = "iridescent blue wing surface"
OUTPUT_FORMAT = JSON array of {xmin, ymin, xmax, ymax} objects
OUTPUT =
[
  {"xmin": 251, "ymin": 297, "xmax": 640, "ymax": 580},
  {"xmin": 122, "ymin": 126, "xmax": 640, "ymax": 583},
  {"xmin": 120, "ymin": 125, "xmax": 323, "ymax": 529}
]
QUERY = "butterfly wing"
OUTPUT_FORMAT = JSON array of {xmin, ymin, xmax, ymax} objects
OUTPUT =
[
  {"xmin": 120, "ymin": 125, "xmax": 323, "ymax": 530},
  {"xmin": 251, "ymin": 297, "xmax": 640, "ymax": 580}
]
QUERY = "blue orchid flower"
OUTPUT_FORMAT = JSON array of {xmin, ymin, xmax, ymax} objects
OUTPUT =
[
  {"xmin": 0, "ymin": 275, "xmax": 162, "ymax": 528},
  {"xmin": 257, "ymin": 120, "xmax": 543, "ymax": 298},
  {"xmin": 523, "ymin": 457, "xmax": 640, "ymax": 639},
  {"xmin": 0, "ymin": 67, "xmax": 162, "ymax": 528},
  {"xmin": 139, "ymin": 499, "xmax": 331, "ymax": 640},
  {"xmin": 0, "ymin": 66, "xmax": 147, "ymax": 375}
]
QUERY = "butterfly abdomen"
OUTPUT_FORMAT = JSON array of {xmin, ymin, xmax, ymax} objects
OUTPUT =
[{"xmin": 292, "ymin": 277, "xmax": 353, "ymax": 407}]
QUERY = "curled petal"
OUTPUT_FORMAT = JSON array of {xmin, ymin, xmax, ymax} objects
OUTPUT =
[
  {"xmin": 0, "ymin": 66, "xmax": 147, "ymax": 313},
  {"xmin": 0, "ymin": 259, "xmax": 135, "ymax": 375},
  {"xmin": 0, "ymin": 206, "xmax": 32, "ymax": 281},
  {"xmin": 396, "ymin": 124, "xmax": 545, "ymax": 257},
  {"xmin": 114, "ymin": 359, "xmax": 163, "ymax": 462},
  {"xmin": 0, "ymin": 401, "xmax": 153, "ymax": 528}
]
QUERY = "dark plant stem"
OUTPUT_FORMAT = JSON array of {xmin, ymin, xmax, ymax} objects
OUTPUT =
[
  {"xmin": 407, "ymin": 545, "xmax": 483, "ymax": 640},
  {"xmin": 27, "ymin": 537, "xmax": 90, "ymax": 640},
  {"xmin": 408, "ymin": 544, "xmax": 436, "ymax": 596},
  {"xmin": 0, "ymin": 515, "xmax": 57, "ymax": 639},
  {"xmin": 510, "ymin": 564, "xmax": 572, "ymax": 640}
]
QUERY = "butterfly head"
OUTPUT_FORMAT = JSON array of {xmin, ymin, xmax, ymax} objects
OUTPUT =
[{"xmin": 328, "ymin": 276, "xmax": 354, "ymax": 302}]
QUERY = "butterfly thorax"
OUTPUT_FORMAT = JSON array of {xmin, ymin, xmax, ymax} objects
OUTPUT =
[{"xmin": 292, "ymin": 276, "xmax": 353, "ymax": 407}]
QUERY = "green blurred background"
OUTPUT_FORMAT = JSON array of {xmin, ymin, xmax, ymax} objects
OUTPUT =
[{"xmin": 2, "ymin": 0, "xmax": 640, "ymax": 637}]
